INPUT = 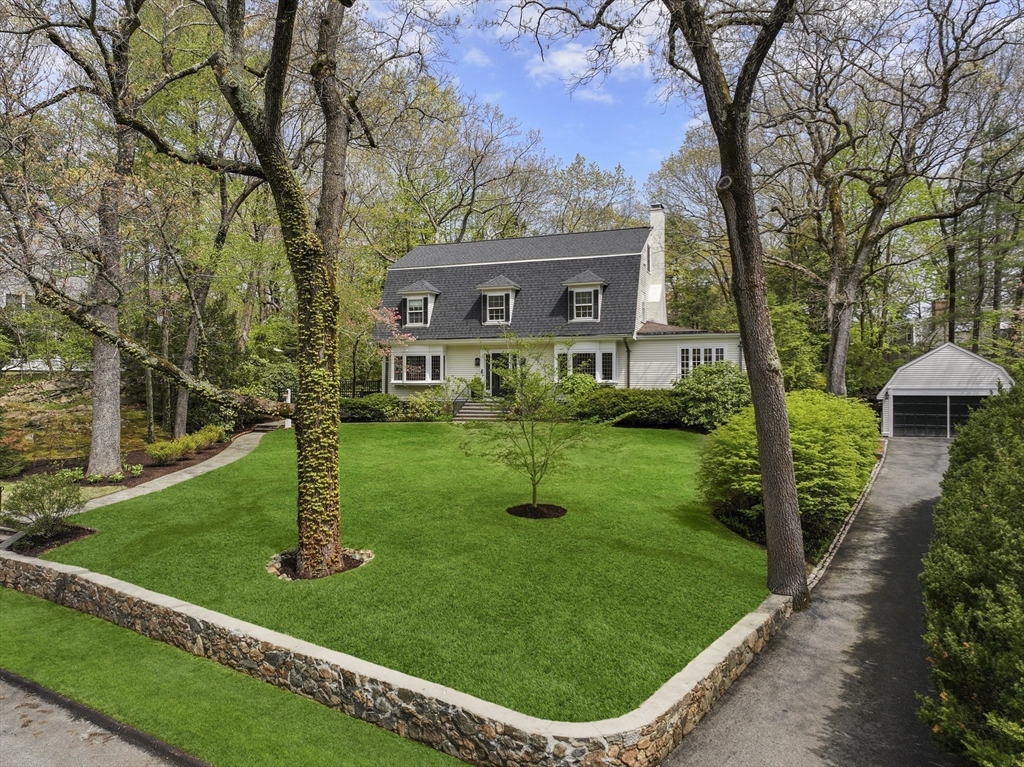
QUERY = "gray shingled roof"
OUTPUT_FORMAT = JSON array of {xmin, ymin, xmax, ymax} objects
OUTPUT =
[
  {"xmin": 377, "ymin": 255, "xmax": 642, "ymax": 340},
  {"xmin": 562, "ymin": 269, "xmax": 606, "ymax": 286},
  {"xmin": 475, "ymin": 275, "xmax": 520, "ymax": 290},
  {"xmin": 398, "ymin": 279, "xmax": 440, "ymax": 295},
  {"xmin": 391, "ymin": 227, "xmax": 651, "ymax": 269},
  {"xmin": 636, "ymin": 321, "xmax": 706, "ymax": 335}
]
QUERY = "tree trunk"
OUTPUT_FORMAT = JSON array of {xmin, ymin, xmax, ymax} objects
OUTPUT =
[
  {"xmin": 87, "ymin": 123, "xmax": 134, "ymax": 476},
  {"xmin": 717, "ymin": 143, "xmax": 809, "ymax": 607},
  {"xmin": 826, "ymin": 298, "xmax": 854, "ymax": 395}
]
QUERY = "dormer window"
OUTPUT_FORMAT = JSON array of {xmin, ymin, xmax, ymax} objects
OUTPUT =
[
  {"xmin": 397, "ymin": 279, "xmax": 440, "ymax": 328},
  {"xmin": 407, "ymin": 297, "xmax": 426, "ymax": 325},
  {"xmin": 476, "ymin": 275, "xmax": 520, "ymax": 326},
  {"xmin": 563, "ymin": 269, "xmax": 606, "ymax": 323}
]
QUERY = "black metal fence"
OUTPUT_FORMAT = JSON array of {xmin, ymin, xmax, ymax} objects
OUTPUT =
[{"xmin": 339, "ymin": 379, "xmax": 382, "ymax": 398}]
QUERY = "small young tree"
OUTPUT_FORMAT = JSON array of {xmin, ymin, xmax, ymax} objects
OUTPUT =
[{"xmin": 462, "ymin": 336, "xmax": 594, "ymax": 509}]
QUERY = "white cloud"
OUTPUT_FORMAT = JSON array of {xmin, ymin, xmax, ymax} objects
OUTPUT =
[
  {"xmin": 463, "ymin": 47, "xmax": 492, "ymax": 67},
  {"xmin": 575, "ymin": 88, "xmax": 615, "ymax": 104},
  {"xmin": 525, "ymin": 43, "xmax": 593, "ymax": 84}
]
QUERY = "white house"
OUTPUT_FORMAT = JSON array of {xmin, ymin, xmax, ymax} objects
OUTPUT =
[
  {"xmin": 877, "ymin": 342, "xmax": 1015, "ymax": 437},
  {"xmin": 376, "ymin": 205, "xmax": 742, "ymax": 397}
]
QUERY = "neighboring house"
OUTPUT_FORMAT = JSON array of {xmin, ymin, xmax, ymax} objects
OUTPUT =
[
  {"xmin": 376, "ymin": 205, "xmax": 743, "ymax": 397},
  {"xmin": 877, "ymin": 342, "xmax": 1015, "ymax": 438}
]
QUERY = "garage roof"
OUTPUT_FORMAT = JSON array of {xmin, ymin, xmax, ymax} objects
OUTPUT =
[{"xmin": 878, "ymin": 342, "xmax": 1015, "ymax": 399}]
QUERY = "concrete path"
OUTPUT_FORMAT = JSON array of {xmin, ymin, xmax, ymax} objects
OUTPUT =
[
  {"xmin": 80, "ymin": 431, "xmax": 266, "ymax": 513},
  {"xmin": 0, "ymin": 672, "xmax": 206, "ymax": 767},
  {"xmin": 663, "ymin": 438, "xmax": 964, "ymax": 767}
]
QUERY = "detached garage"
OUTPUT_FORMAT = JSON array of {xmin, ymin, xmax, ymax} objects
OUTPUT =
[{"xmin": 878, "ymin": 342, "xmax": 1015, "ymax": 437}]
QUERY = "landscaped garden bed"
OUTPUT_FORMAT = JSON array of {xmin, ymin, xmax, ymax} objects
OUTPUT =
[{"xmin": 38, "ymin": 424, "xmax": 769, "ymax": 723}]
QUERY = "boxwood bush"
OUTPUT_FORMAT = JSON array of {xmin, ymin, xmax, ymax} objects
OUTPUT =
[
  {"xmin": 573, "ymin": 388, "xmax": 684, "ymax": 428},
  {"xmin": 673, "ymin": 362, "xmax": 751, "ymax": 431},
  {"xmin": 340, "ymin": 393, "xmax": 401, "ymax": 422},
  {"xmin": 699, "ymin": 390, "xmax": 879, "ymax": 562},
  {"xmin": 920, "ymin": 385, "xmax": 1024, "ymax": 766}
]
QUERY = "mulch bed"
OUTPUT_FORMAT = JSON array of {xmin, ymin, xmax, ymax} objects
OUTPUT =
[
  {"xmin": 11, "ymin": 524, "xmax": 96, "ymax": 557},
  {"xmin": 507, "ymin": 504, "xmax": 567, "ymax": 519},
  {"xmin": 19, "ymin": 434, "xmax": 243, "ymax": 489},
  {"xmin": 267, "ymin": 547, "xmax": 374, "ymax": 580}
]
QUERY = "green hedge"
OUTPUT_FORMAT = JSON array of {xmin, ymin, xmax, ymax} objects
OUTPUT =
[
  {"xmin": 340, "ymin": 393, "xmax": 400, "ymax": 422},
  {"xmin": 699, "ymin": 390, "xmax": 879, "ymax": 562},
  {"xmin": 573, "ymin": 388, "xmax": 684, "ymax": 428},
  {"xmin": 672, "ymin": 362, "xmax": 751, "ymax": 432},
  {"xmin": 920, "ymin": 385, "xmax": 1024, "ymax": 766}
]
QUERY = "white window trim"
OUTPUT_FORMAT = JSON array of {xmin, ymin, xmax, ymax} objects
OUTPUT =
[
  {"xmin": 481, "ymin": 290, "xmax": 514, "ymax": 326},
  {"xmin": 678, "ymin": 345, "xmax": 728, "ymax": 378},
  {"xmin": 555, "ymin": 342, "xmax": 617, "ymax": 383},
  {"xmin": 568, "ymin": 284, "xmax": 602, "ymax": 323},
  {"xmin": 402, "ymin": 294, "xmax": 431, "ymax": 327},
  {"xmin": 392, "ymin": 347, "xmax": 446, "ymax": 385}
]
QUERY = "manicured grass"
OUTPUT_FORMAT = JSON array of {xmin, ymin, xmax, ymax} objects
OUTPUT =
[
  {"xmin": 45, "ymin": 424, "xmax": 768, "ymax": 721},
  {"xmin": 0, "ymin": 589, "xmax": 461, "ymax": 767}
]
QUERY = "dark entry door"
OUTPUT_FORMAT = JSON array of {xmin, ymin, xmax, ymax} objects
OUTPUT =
[
  {"xmin": 487, "ymin": 353, "xmax": 508, "ymax": 396},
  {"xmin": 892, "ymin": 395, "xmax": 986, "ymax": 437}
]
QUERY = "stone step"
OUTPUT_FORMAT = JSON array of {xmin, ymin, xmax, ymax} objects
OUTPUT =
[{"xmin": 454, "ymin": 402, "xmax": 503, "ymax": 422}]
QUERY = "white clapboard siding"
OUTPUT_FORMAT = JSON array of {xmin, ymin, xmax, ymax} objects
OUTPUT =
[{"xmin": 629, "ymin": 335, "xmax": 744, "ymax": 390}]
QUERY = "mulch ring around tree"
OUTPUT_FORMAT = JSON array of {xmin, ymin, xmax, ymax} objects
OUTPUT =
[
  {"xmin": 267, "ymin": 547, "xmax": 374, "ymax": 580},
  {"xmin": 10, "ymin": 525, "xmax": 97, "ymax": 557},
  {"xmin": 507, "ymin": 504, "xmax": 567, "ymax": 519}
]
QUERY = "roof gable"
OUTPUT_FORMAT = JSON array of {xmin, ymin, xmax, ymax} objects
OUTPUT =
[{"xmin": 879, "ymin": 342, "xmax": 1015, "ymax": 397}]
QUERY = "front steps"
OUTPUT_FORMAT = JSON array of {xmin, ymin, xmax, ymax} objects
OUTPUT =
[{"xmin": 454, "ymin": 401, "xmax": 503, "ymax": 422}]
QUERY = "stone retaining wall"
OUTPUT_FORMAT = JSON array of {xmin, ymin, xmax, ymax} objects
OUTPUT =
[{"xmin": 1, "ymin": 552, "xmax": 791, "ymax": 766}]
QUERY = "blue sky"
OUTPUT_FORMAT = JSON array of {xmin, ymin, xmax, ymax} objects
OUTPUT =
[{"xmin": 438, "ymin": 21, "xmax": 701, "ymax": 191}]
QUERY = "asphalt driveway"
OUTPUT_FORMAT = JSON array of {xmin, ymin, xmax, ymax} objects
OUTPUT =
[{"xmin": 663, "ymin": 438, "xmax": 966, "ymax": 767}]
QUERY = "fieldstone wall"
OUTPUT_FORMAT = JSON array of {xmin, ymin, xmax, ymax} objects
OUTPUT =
[{"xmin": 0, "ymin": 552, "xmax": 791, "ymax": 767}]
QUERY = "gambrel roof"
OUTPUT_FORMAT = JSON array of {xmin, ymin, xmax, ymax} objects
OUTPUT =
[{"xmin": 390, "ymin": 228, "xmax": 651, "ymax": 269}]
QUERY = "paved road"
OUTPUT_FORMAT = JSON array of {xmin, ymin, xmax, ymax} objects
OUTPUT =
[
  {"xmin": 0, "ymin": 673, "xmax": 203, "ymax": 767},
  {"xmin": 663, "ymin": 437, "xmax": 965, "ymax": 767}
]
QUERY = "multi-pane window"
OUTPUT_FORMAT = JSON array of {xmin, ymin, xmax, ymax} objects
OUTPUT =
[
  {"xmin": 392, "ymin": 353, "xmax": 444, "ymax": 383},
  {"xmin": 572, "ymin": 352, "xmax": 597, "ymax": 377},
  {"xmin": 601, "ymin": 352, "xmax": 614, "ymax": 381},
  {"xmin": 406, "ymin": 297, "xmax": 425, "ymax": 325},
  {"xmin": 573, "ymin": 290, "xmax": 594, "ymax": 319},
  {"xmin": 680, "ymin": 346, "xmax": 727, "ymax": 377},
  {"xmin": 487, "ymin": 294, "xmax": 506, "ymax": 322}
]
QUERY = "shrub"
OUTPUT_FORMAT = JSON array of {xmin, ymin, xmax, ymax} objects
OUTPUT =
[
  {"xmin": 403, "ymin": 384, "xmax": 459, "ymax": 422},
  {"xmin": 573, "ymin": 388, "xmax": 684, "ymax": 428},
  {"xmin": 4, "ymin": 470, "xmax": 85, "ymax": 539},
  {"xmin": 198, "ymin": 424, "xmax": 227, "ymax": 445},
  {"xmin": 341, "ymin": 393, "xmax": 400, "ymax": 422},
  {"xmin": 145, "ymin": 440, "xmax": 183, "ymax": 465},
  {"xmin": 919, "ymin": 385, "xmax": 1024, "ymax": 765},
  {"xmin": 176, "ymin": 434, "xmax": 201, "ymax": 459},
  {"xmin": 673, "ymin": 362, "xmax": 751, "ymax": 431},
  {"xmin": 107, "ymin": 471, "xmax": 124, "ymax": 483},
  {"xmin": 700, "ymin": 390, "xmax": 878, "ymax": 561},
  {"xmin": 467, "ymin": 376, "xmax": 486, "ymax": 400},
  {"xmin": 558, "ymin": 373, "xmax": 601, "ymax": 404}
]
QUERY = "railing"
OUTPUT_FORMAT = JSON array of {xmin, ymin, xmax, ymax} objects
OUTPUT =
[
  {"xmin": 338, "ymin": 379, "xmax": 382, "ymax": 398},
  {"xmin": 452, "ymin": 385, "xmax": 472, "ymax": 419}
]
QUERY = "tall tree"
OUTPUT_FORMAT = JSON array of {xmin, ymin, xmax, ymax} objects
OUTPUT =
[{"xmin": 501, "ymin": 0, "xmax": 810, "ymax": 605}]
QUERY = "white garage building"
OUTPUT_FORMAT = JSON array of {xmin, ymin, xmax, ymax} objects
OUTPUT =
[{"xmin": 878, "ymin": 342, "xmax": 1015, "ymax": 437}]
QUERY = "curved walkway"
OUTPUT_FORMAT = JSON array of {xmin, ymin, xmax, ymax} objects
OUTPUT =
[
  {"xmin": 80, "ymin": 431, "xmax": 267, "ymax": 513},
  {"xmin": 663, "ymin": 438, "xmax": 965, "ymax": 767}
]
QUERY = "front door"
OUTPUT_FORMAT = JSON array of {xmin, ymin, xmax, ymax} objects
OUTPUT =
[{"xmin": 487, "ymin": 353, "xmax": 508, "ymax": 396}]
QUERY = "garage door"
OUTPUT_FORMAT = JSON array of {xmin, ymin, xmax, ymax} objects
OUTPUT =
[{"xmin": 892, "ymin": 396, "xmax": 985, "ymax": 437}]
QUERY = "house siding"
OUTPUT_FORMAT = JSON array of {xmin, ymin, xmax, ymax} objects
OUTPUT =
[{"xmin": 629, "ymin": 335, "xmax": 744, "ymax": 390}]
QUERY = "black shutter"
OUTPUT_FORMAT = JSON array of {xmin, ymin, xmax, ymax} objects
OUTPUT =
[
  {"xmin": 398, "ymin": 298, "xmax": 407, "ymax": 327},
  {"xmin": 480, "ymin": 294, "xmax": 487, "ymax": 323},
  {"xmin": 422, "ymin": 295, "xmax": 429, "ymax": 325},
  {"xmin": 568, "ymin": 289, "xmax": 574, "ymax": 321},
  {"xmin": 504, "ymin": 292, "xmax": 510, "ymax": 322},
  {"xmin": 593, "ymin": 288, "xmax": 600, "ymax": 321}
]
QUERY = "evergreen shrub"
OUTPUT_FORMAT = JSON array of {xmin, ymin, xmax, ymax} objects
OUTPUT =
[
  {"xmin": 145, "ymin": 440, "xmax": 183, "ymax": 465},
  {"xmin": 558, "ymin": 373, "xmax": 601, "ymax": 404},
  {"xmin": 700, "ymin": 390, "xmax": 878, "ymax": 561},
  {"xmin": 4, "ymin": 469, "xmax": 84, "ymax": 540},
  {"xmin": 573, "ymin": 388, "xmax": 684, "ymax": 428},
  {"xmin": 341, "ymin": 393, "xmax": 400, "ymax": 422},
  {"xmin": 920, "ymin": 385, "xmax": 1024, "ymax": 766},
  {"xmin": 673, "ymin": 362, "xmax": 751, "ymax": 431}
]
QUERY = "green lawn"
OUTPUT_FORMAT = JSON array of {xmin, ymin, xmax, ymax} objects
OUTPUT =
[
  {"xmin": 42, "ymin": 423, "xmax": 768, "ymax": 722},
  {"xmin": 0, "ymin": 589, "xmax": 460, "ymax": 767}
]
